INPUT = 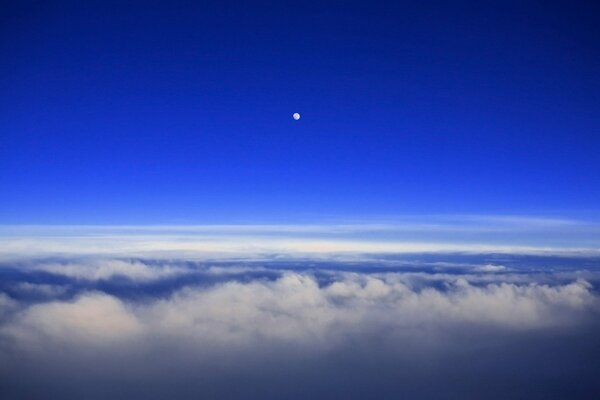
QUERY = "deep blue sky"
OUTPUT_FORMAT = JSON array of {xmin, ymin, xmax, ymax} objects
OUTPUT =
[{"xmin": 1, "ymin": 1, "xmax": 599, "ymax": 224}]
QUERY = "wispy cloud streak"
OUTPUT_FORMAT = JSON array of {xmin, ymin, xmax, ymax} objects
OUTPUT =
[{"xmin": 1, "ymin": 215, "xmax": 600, "ymax": 260}]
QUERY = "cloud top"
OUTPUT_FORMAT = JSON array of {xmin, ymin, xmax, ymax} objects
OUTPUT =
[{"xmin": 1, "ymin": 255, "xmax": 599, "ymax": 399}]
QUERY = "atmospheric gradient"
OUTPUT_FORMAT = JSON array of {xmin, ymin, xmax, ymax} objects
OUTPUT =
[{"xmin": 1, "ymin": 1, "xmax": 600, "ymax": 399}]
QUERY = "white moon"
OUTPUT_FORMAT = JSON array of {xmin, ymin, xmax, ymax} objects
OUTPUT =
[{"xmin": 293, "ymin": 112, "xmax": 300, "ymax": 120}]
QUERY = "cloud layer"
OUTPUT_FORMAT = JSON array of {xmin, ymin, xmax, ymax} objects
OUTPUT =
[
  {"xmin": 2, "ymin": 217, "xmax": 600, "ymax": 261},
  {"xmin": 1, "ymin": 254, "xmax": 600, "ymax": 399},
  {"xmin": 5, "ymin": 272, "xmax": 595, "ymax": 346}
]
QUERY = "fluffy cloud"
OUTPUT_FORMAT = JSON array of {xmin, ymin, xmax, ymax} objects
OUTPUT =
[
  {"xmin": 0, "ymin": 293, "xmax": 17, "ymax": 319},
  {"xmin": 473, "ymin": 263, "xmax": 507, "ymax": 272},
  {"xmin": 32, "ymin": 259, "xmax": 189, "ymax": 282},
  {"xmin": 3, "ymin": 272, "xmax": 596, "ymax": 351},
  {"xmin": 5, "ymin": 292, "xmax": 142, "ymax": 348},
  {"xmin": 1, "ymin": 257, "xmax": 599, "ymax": 399},
  {"xmin": 13, "ymin": 282, "xmax": 68, "ymax": 297}
]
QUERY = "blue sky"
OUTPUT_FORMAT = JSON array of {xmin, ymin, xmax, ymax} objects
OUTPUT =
[{"xmin": 1, "ymin": 1, "xmax": 599, "ymax": 224}]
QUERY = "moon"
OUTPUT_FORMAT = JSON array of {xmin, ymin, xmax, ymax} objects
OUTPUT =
[{"xmin": 293, "ymin": 112, "xmax": 300, "ymax": 120}]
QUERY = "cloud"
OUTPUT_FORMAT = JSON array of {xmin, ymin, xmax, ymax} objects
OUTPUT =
[
  {"xmin": 473, "ymin": 263, "xmax": 507, "ymax": 272},
  {"xmin": 31, "ymin": 259, "xmax": 189, "ymax": 282},
  {"xmin": 5, "ymin": 292, "xmax": 142, "ymax": 347},
  {"xmin": 4, "ymin": 271, "xmax": 596, "ymax": 350},
  {"xmin": 1, "ymin": 256, "xmax": 599, "ymax": 399},
  {"xmin": 2, "ymin": 218, "xmax": 600, "ymax": 261},
  {"xmin": 0, "ymin": 293, "xmax": 17, "ymax": 319},
  {"xmin": 13, "ymin": 282, "xmax": 68, "ymax": 297}
]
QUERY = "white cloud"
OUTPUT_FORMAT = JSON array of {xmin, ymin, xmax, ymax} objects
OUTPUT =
[
  {"xmin": 3, "ymin": 272, "xmax": 596, "ymax": 353},
  {"xmin": 1, "ymin": 258, "xmax": 599, "ymax": 400},
  {"xmin": 473, "ymin": 264, "xmax": 507, "ymax": 273},
  {"xmin": 5, "ymin": 292, "xmax": 142, "ymax": 347},
  {"xmin": 32, "ymin": 259, "xmax": 189, "ymax": 281},
  {"xmin": 1, "ymin": 217, "xmax": 599, "ymax": 261},
  {"xmin": 18, "ymin": 282, "xmax": 66, "ymax": 294}
]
